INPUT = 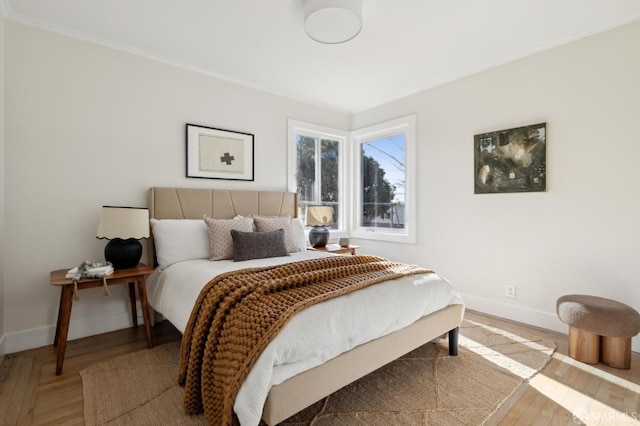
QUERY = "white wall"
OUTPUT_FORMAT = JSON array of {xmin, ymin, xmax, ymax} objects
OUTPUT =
[
  {"xmin": 2, "ymin": 21, "xmax": 349, "ymax": 353},
  {"xmin": 351, "ymin": 20, "xmax": 640, "ymax": 351},
  {"xmin": 4, "ymin": 18, "xmax": 640, "ymax": 355},
  {"xmin": 0, "ymin": 15, "xmax": 6, "ymax": 360}
]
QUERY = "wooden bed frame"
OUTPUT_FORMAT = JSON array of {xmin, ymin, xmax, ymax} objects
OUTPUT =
[{"xmin": 148, "ymin": 187, "xmax": 464, "ymax": 425}]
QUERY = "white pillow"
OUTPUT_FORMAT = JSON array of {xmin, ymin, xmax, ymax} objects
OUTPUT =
[
  {"xmin": 150, "ymin": 218, "xmax": 210, "ymax": 270},
  {"xmin": 291, "ymin": 217, "xmax": 307, "ymax": 252}
]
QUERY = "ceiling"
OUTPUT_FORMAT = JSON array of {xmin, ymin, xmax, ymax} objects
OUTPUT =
[{"xmin": 4, "ymin": 1, "xmax": 640, "ymax": 113}]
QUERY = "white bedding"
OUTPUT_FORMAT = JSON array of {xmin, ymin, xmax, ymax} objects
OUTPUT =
[{"xmin": 147, "ymin": 252, "xmax": 464, "ymax": 426}]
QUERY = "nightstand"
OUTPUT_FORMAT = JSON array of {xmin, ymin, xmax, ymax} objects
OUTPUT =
[
  {"xmin": 50, "ymin": 263, "xmax": 155, "ymax": 375},
  {"xmin": 308, "ymin": 244, "xmax": 361, "ymax": 255}
]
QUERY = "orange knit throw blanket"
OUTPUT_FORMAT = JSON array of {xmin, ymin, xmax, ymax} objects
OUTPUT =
[{"xmin": 177, "ymin": 255, "xmax": 431, "ymax": 425}]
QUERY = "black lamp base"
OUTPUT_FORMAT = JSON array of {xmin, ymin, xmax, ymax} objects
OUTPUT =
[
  {"xmin": 105, "ymin": 238, "xmax": 142, "ymax": 270},
  {"xmin": 309, "ymin": 226, "xmax": 330, "ymax": 248}
]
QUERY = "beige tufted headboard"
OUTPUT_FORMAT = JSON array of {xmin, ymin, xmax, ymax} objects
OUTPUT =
[{"xmin": 148, "ymin": 187, "xmax": 299, "ymax": 265}]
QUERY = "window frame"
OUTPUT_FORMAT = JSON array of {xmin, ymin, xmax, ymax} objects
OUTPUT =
[
  {"xmin": 287, "ymin": 119, "xmax": 350, "ymax": 238},
  {"xmin": 350, "ymin": 115, "xmax": 417, "ymax": 243}
]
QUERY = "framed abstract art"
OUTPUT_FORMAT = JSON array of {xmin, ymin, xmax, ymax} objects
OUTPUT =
[{"xmin": 474, "ymin": 123, "xmax": 546, "ymax": 194}]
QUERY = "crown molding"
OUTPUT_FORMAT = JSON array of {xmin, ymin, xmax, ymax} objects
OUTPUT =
[{"xmin": 4, "ymin": 8, "xmax": 354, "ymax": 115}]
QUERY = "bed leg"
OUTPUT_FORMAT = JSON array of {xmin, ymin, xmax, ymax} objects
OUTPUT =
[{"xmin": 448, "ymin": 327, "xmax": 459, "ymax": 356}]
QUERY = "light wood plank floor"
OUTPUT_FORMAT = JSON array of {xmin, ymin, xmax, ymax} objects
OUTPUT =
[{"xmin": 0, "ymin": 310, "xmax": 638, "ymax": 425}]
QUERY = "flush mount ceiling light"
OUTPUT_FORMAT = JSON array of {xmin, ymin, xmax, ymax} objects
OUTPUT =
[{"xmin": 304, "ymin": 0, "xmax": 362, "ymax": 44}]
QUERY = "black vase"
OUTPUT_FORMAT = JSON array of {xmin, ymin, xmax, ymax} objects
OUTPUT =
[
  {"xmin": 104, "ymin": 238, "xmax": 142, "ymax": 270},
  {"xmin": 309, "ymin": 226, "xmax": 330, "ymax": 248}
]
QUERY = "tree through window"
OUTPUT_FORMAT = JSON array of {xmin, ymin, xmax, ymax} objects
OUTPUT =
[
  {"xmin": 352, "ymin": 115, "xmax": 416, "ymax": 243},
  {"xmin": 295, "ymin": 136, "xmax": 340, "ymax": 228},
  {"xmin": 288, "ymin": 120, "xmax": 348, "ymax": 235},
  {"xmin": 288, "ymin": 116, "xmax": 415, "ymax": 244},
  {"xmin": 361, "ymin": 135, "xmax": 405, "ymax": 229}
]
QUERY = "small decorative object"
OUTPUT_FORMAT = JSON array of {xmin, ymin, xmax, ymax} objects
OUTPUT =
[
  {"xmin": 66, "ymin": 261, "xmax": 114, "ymax": 300},
  {"xmin": 339, "ymin": 237, "xmax": 350, "ymax": 248},
  {"xmin": 186, "ymin": 123, "xmax": 254, "ymax": 181},
  {"xmin": 474, "ymin": 122, "xmax": 546, "ymax": 194},
  {"xmin": 305, "ymin": 205, "xmax": 334, "ymax": 248},
  {"xmin": 97, "ymin": 206, "xmax": 150, "ymax": 269}
]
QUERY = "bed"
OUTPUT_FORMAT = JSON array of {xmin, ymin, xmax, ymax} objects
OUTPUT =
[{"xmin": 146, "ymin": 186, "xmax": 465, "ymax": 426}]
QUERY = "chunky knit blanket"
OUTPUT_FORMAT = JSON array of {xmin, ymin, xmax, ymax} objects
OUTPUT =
[{"xmin": 177, "ymin": 255, "xmax": 432, "ymax": 426}]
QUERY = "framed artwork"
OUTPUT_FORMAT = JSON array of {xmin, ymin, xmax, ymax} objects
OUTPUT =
[
  {"xmin": 186, "ymin": 123, "xmax": 254, "ymax": 181},
  {"xmin": 474, "ymin": 122, "xmax": 546, "ymax": 194}
]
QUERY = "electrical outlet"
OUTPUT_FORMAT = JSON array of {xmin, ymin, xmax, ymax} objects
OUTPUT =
[{"xmin": 505, "ymin": 285, "xmax": 516, "ymax": 298}]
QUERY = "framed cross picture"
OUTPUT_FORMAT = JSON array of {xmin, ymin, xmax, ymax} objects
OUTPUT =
[{"xmin": 186, "ymin": 123, "xmax": 254, "ymax": 181}]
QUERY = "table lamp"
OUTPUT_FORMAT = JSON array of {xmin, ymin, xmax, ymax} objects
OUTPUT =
[
  {"xmin": 305, "ymin": 205, "xmax": 334, "ymax": 248},
  {"xmin": 97, "ymin": 206, "xmax": 150, "ymax": 269}
]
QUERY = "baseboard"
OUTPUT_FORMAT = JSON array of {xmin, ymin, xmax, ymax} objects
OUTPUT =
[
  {"xmin": 4, "ymin": 293, "xmax": 638, "ymax": 354},
  {"xmin": 3, "ymin": 309, "xmax": 144, "ymax": 355},
  {"xmin": 462, "ymin": 292, "xmax": 640, "ymax": 353},
  {"xmin": 0, "ymin": 332, "xmax": 6, "ymax": 359}
]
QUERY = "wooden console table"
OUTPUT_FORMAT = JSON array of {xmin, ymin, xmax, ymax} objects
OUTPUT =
[
  {"xmin": 308, "ymin": 244, "xmax": 361, "ymax": 255},
  {"xmin": 49, "ymin": 263, "xmax": 155, "ymax": 375}
]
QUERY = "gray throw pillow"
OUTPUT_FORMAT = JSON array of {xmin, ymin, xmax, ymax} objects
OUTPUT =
[{"xmin": 231, "ymin": 229, "xmax": 290, "ymax": 261}]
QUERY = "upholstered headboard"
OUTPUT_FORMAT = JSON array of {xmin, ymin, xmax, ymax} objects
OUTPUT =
[{"xmin": 148, "ymin": 187, "xmax": 299, "ymax": 265}]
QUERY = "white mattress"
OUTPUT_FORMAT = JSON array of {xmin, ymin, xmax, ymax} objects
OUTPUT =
[{"xmin": 147, "ymin": 252, "xmax": 464, "ymax": 426}]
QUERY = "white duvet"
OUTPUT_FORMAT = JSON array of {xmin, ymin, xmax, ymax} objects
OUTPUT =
[{"xmin": 147, "ymin": 252, "xmax": 464, "ymax": 426}]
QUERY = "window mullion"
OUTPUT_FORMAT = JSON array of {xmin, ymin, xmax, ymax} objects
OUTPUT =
[{"xmin": 315, "ymin": 138, "xmax": 322, "ymax": 204}]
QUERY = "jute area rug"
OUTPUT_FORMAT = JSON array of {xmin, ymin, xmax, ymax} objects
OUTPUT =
[{"xmin": 81, "ymin": 318, "xmax": 555, "ymax": 425}]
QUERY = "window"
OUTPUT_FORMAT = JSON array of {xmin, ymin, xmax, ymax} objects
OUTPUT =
[
  {"xmin": 287, "ymin": 120, "xmax": 348, "ymax": 235},
  {"xmin": 288, "ymin": 116, "xmax": 416, "ymax": 244},
  {"xmin": 351, "ymin": 115, "xmax": 416, "ymax": 243}
]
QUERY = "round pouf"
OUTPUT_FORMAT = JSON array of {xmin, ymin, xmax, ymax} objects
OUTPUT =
[{"xmin": 556, "ymin": 294, "xmax": 640, "ymax": 369}]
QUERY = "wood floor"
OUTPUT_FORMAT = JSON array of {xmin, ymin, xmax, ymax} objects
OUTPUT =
[{"xmin": 0, "ymin": 310, "xmax": 638, "ymax": 425}]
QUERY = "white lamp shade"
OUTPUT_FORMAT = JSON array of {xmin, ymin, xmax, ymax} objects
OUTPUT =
[
  {"xmin": 305, "ymin": 205, "xmax": 334, "ymax": 226},
  {"xmin": 97, "ymin": 206, "xmax": 150, "ymax": 240},
  {"xmin": 304, "ymin": 0, "xmax": 362, "ymax": 44}
]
